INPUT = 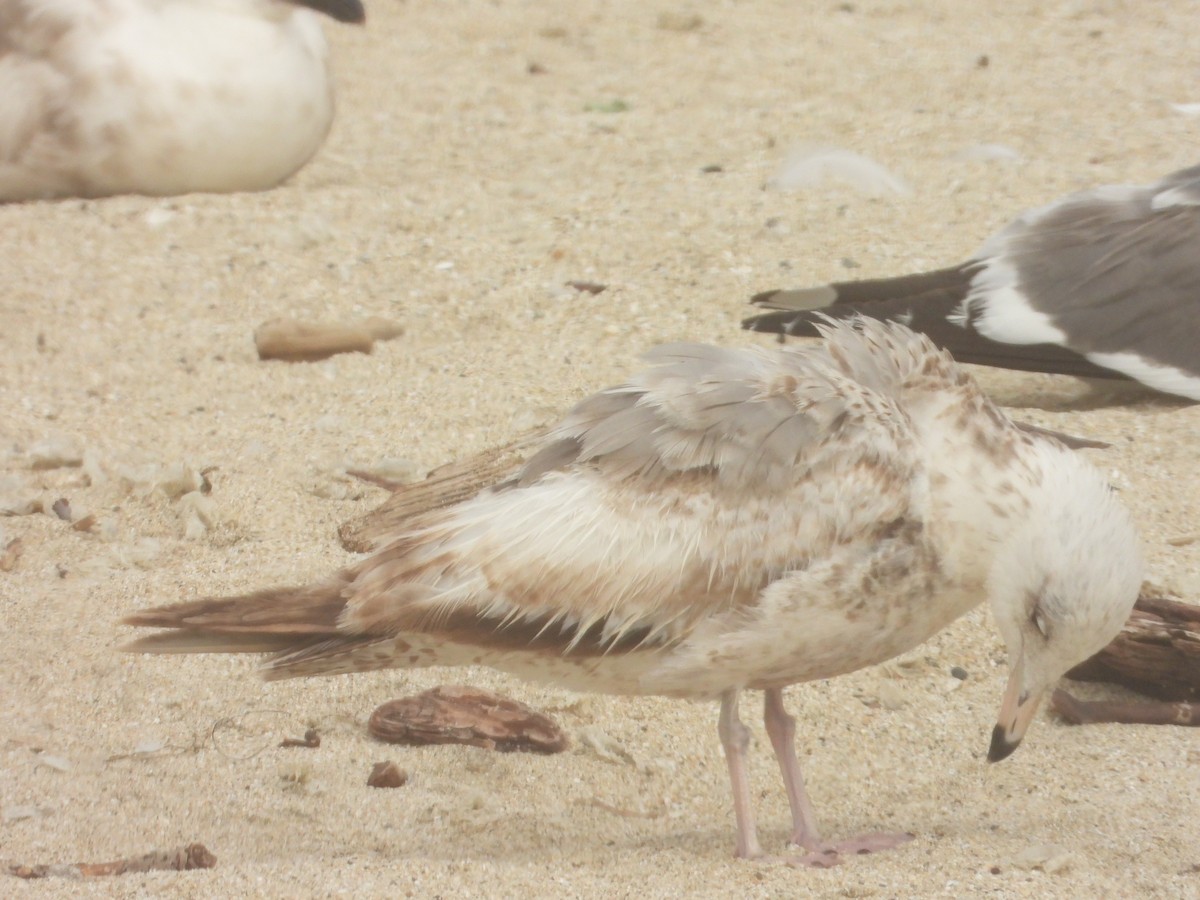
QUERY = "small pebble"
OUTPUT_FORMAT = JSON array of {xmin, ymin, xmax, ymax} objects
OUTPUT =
[
  {"xmin": 0, "ymin": 538, "xmax": 23, "ymax": 572},
  {"xmin": 367, "ymin": 761, "xmax": 408, "ymax": 789},
  {"xmin": 950, "ymin": 666, "xmax": 969, "ymax": 680},
  {"xmin": 656, "ymin": 11, "xmax": 703, "ymax": 31}
]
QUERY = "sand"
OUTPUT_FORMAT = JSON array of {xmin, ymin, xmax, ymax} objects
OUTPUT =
[{"xmin": 2, "ymin": 0, "xmax": 1198, "ymax": 896}]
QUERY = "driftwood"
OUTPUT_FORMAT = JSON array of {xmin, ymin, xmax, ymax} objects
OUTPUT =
[
  {"xmin": 1051, "ymin": 690, "xmax": 1198, "ymax": 727},
  {"xmin": 1054, "ymin": 591, "xmax": 1200, "ymax": 727},
  {"xmin": 1065, "ymin": 593, "xmax": 1200, "ymax": 701},
  {"xmin": 254, "ymin": 316, "xmax": 404, "ymax": 362}
]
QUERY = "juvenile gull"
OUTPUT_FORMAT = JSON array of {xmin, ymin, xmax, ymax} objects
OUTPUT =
[
  {"xmin": 123, "ymin": 320, "xmax": 1143, "ymax": 865},
  {"xmin": 745, "ymin": 164, "xmax": 1200, "ymax": 401},
  {"xmin": 0, "ymin": 0, "xmax": 364, "ymax": 202}
]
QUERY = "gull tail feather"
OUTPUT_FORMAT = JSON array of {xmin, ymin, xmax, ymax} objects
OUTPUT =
[{"xmin": 121, "ymin": 576, "xmax": 350, "ymax": 656}]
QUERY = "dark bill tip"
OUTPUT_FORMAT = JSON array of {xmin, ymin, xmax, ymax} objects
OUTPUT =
[
  {"xmin": 987, "ymin": 724, "xmax": 1021, "ymax": 763},
  {"xmin": 290, "ymin": 0, "xmax": 366, "ymax": 24}
]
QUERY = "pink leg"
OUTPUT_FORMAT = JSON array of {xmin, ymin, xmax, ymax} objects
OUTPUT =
[
  {"xmin": 717, "ymin": 690, "xmax": 764, "ymax": 859},
  {"xmin": 763, "ymin": 687, "xmax": 822, "ymax": 848},
  {"xmin": 763, "ymin": 688, "xmax": 914, "ymax": 867}
]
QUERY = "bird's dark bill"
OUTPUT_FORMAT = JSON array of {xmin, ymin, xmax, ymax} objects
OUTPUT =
[
  {"xmin": 987, "ymin": 723, "xmax": 1021, "ymax": 762},
  {"xmin": 287, "ymin": 0, "xmax": 366, "ymax": 24}
]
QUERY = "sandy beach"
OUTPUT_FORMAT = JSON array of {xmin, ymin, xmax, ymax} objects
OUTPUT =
[{"xmin": 2, "ymin": 0, "xmax": 1198, "ymax": 895}]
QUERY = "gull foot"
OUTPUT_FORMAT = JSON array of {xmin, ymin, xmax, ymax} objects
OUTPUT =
[{"xmin": 785, "ymin": 832, "xmax": 915, "ymax": 868}]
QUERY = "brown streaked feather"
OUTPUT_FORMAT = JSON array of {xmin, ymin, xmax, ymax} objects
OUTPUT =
[
  {"xmin": 125, "ymin": 322, "xmax": 956, "ymax": 686},
  {"xmin": 337, "ymin": 428, "xmax": 547, "ymax": 552},
  {"xmin": 262, "ymin": 611, "xmax": 666, "ymax": 681},
  {"xmin": 124, "ymin": 632, "xmax": 313, "ymax": 655},
  {"xmin": 120, "ymin": 578, "xmax": 348, "ymax": 634}
]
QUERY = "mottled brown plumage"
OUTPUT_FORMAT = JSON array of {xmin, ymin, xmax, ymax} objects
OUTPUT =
[{"xmin": 123, "ymin": 319, "xmax": 1142, "ymax": 864}]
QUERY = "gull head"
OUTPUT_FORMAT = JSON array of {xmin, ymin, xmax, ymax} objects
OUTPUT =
[{"xmin": 984, "ymin": 449, "xmax": 1142, "ymax": 762}]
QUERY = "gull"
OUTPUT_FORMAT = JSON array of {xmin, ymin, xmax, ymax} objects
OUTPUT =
[
  {"xmin": 0, "ymin": 0, "xmax": 365, "ymax": 202},
  {"xmin": 123, "ymin": 319, "xmax": 1142, "ymax": 866},
  {"xmin": 744, "ymin": 164, "xmax": 1200, "ymax": 401}
]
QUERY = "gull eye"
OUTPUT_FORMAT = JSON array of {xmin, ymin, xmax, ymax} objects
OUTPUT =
[{"xmin": 1032, "ymin": 609, "xmax": 1049, "ymax": 638}]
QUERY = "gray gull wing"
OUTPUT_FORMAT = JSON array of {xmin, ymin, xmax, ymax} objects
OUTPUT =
[{"xmin": 745, "ymin": 164, "xmax": 1200, "ymax": 399}]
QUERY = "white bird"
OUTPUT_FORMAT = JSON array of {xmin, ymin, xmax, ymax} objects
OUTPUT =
[
  {"xmin": 0, "ymin": 0, "xmax": 364, "ymax": 201},
  {"xmin": 123, "ymin": 320, "xmax": 1143, "ymax": 866},
  {"xmin": 745, "ymin": 164, "xmax": 1200, "ymax": 401}
]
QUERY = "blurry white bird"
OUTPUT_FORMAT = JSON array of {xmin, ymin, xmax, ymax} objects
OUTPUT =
[
  {"xmin": 123, "ymin": 320, "xmax": 1142, "ymax": 866},
  {"xmin": 0, "ymin": 0, "xmax": 364, "ymax": 201}
]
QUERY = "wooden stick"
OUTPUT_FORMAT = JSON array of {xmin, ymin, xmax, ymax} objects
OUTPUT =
[{"xmin": 8, "ymin": 843, "xmax": 215, "ymax": 879}]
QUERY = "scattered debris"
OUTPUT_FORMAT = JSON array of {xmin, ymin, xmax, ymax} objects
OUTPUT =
[
  {"xmin": 34, "ymin": 752, "xmax": 72, "ymax": 772},
  {"xmin": 768, "ymin": 146, "xmax": 911, "ymax": 197},
  {"xmin": 0, "ymin": 476, "xmax": 41, "ymax": 516},
  {"xmin": 583, "ymin": 99, "xmax": 630, "ymax": 114},
  {"xmin": 1166, "ymin": 533, "xmax": 1199, "ymax": 547},
  {"xmin": 112, "ymin": 537, "xmax": 162, "ymax": 570},
  {"xmin": 254, "ymin": 316, "xmax": 405, "ymax": 362},
  {"xmin": 368, "ymin": 685, "xmax": 568, "ymax": 754},
  {"xmin": 1011, "ymin": 843, "xmax": 1075, "ymax": 875},
  {"xmin": 71, "ymin": 513, "xmax": 97, "ymax": 533},
  {"xmin": 0, "ymin": 538, "xmax": 23, "ymax": 572},
  {"xmin": 575, "ymin": 726, "xmax": 637, "ymax": 767},
  {"xmin": 210, "ymin": 709, "xmax": 299, "ymax": 761},
  {"xmin": 105, "ymin": 737, "xmax": 176, "ymax": 763},
  {"xmin": 8, "ymin": 843, "xmax": 215, "ymax": 879},
  {"xmin": 1052, "ymin": 690, "xmax": 1198, "ymax": 727},
  {"xmin": 656, "ymin": 10, "xmax": 703, "ymax": 31},
  {"xmin": 700, "ymin": 163, "xmax": 723, "ymax": 173},
  {"xmin": 177, "ymin": 490, "xmax": 217, "ymax": 539},
  {"xmin": 278, "ymin": 763, "xmax": 311, "ymax": 787},
  {"xmin": 584, "ymin": 796, "xmax": 667, "ymax": 819},
  {"xmin": 872, "ymin": 681, "xmax": 907, "ymax": 710},
  {"xmin": 50, "ymin": 498, "xmax": 72, "ymax": 520},
  {"xmin": 952, "ymin": 143, "xmax": 1022, "ymax": 164},
  {"xmin": 367, "ymin": 761, "xmax": 408, "ymax": 788},
  {"xmin": 527, "ymin": 61, "xmax": 547, "ymax": 75},
  {"xmin": 565, "ymin": 280, "xmax": 607, "ymax": 295},
  {"xmin": 26, "ymin": 436, "xmax": 83, "ymax": 470},
  {"xmin": 882, "ymin": 655, "xmax": 933, "ymax": 678},
  {"xmin": 3, "ymin": 805, "xmax": 46, "ymax": 823},
  {"xmin": 280, "ymin": 728, "xmax": 322, "ymax": 749}
]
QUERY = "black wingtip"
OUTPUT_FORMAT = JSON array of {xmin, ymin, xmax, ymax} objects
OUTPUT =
[
  {"xmin": 749, "ymin": 289, "xmax": 785, "ymax": 307},
  {"xmin": 292, "ymin": 0, "xmax": 366, "ymax": 24}
]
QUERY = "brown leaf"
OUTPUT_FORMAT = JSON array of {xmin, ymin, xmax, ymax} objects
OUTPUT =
[{"xmin": 0, "ymin": 538, "xmax": 24, "ymax": 572}]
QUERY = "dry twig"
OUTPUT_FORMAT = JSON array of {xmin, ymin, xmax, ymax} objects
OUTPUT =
[{"xmin": 8, "ymin": 843, "xmax": 215, "ymax": 879}]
